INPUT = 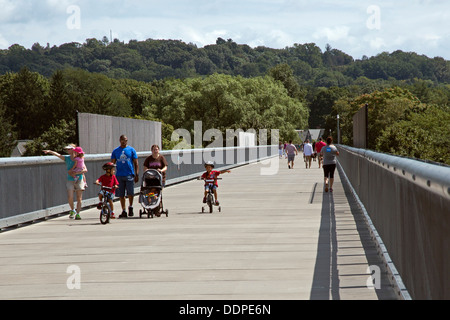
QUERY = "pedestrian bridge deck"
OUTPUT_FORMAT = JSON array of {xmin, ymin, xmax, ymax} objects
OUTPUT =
[{"xmin": 0, "ymin": 157, "xmax": 397, "ymax": 300}]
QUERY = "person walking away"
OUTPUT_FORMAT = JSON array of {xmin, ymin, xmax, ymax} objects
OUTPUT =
[
  {"xmin": 278, "ymin": 142, "xmax": 283, "ymax": 158},
  {"xmin": 43, "ymin": 144, "xmax": 87, "ymax": 220},
  {"xmin": 320, "ymin": 136, "xmax": 340, "ymax": 192},
  {"xmin": 312, "ymin": 141, "xmax": 317, "ymax": 162},
  {"xmin": 111, "ymin": 135, "xmax": 139, "ymax": 218},
  {"xmin": 143, "ymin": 144, "xmax": 168, "ymax": 187},
  {"xmin": 303, "ymin": 139, "xmax": 313, "ymax": 169},
  {"xmin": 285, "ymin": 140, "xmax": 298, "ymax": 169},
  {"xmin": 315, "ymin": 137, "xmax": 327, "ymax": 168}
]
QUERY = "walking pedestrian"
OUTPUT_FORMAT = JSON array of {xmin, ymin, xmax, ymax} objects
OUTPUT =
[
  {"xmin": 320, "ymin": 136, "xmax": 340, "ymax": 192},
  {"xmin": 143, "ymin": 144, "xmax": 168, "ymax": 187},
  {"xmin": 111, "ymin": 135, "xmax": 139, "ymax": 218},
  {"xmin": 303, "ymin": 139, "xmax": 313, "ymax": 169},
  {"xmin": 285, "ymin": 140, "xmax": 298, "ymax": 169},
  {"xmin": 43, "ymin": 144, "xmax": 87, "ymax": 220},
  {"xmin": 315, "ymin": 137, "xmax": 326, "ymax": 168}
]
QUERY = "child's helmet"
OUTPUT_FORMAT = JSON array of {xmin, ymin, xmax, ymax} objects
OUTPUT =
[
  {"xmin": 204, "ymin": 161, "xmax": 214, "ymax": 168},
  {"xmin": 102, "ymin": 162, "xmax": 116, "ymax": 170}
]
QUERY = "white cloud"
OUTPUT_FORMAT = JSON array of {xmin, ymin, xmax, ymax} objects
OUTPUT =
[
  {"xmin": 45, "ymin": 0, "xmax": 74, "ymax": 11},
  {"xmin": 369, "ymin": 37, "xmax": 387, "ymax": 50},
  {"xmin": 0, "ymin": 33, "xmax": 9, "ymax": 48},
  {"xmin": 313, "ymin": 26, "xmax": 351, "ymax": 42},
  {"xmin": 267, "ymin": 30, "xmax": 294, "ymax": 48},
  {"xmin": 179, "ymin": 26, "xmax": 228, "ymax": 46},
  {"xmin": 0, "ymin": 0, "xmax": 16, "ymax": 22},
  {"xmin": 0, "ymin": 0, "xmax": 449, "ymax": 59}
]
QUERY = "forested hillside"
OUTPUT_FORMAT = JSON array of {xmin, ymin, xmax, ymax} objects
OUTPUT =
[
  {"xmin": 2, "ymin": 37, "xmax": 450, "ymax": 84},
  {"xmin": 0, "ymin": 37, "xmax": 449, "ymax": 164}
]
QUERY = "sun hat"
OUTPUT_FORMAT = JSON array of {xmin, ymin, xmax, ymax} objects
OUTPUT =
[
  {"xmin": 73, "ymin": 147, "xmax": 84, "ymax": 154},
  {"xmin": 64, "ymin": 145, "xmax": 75, "ymax": 150}
]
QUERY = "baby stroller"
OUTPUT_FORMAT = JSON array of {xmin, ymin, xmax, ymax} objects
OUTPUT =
[{"xmin": 138, "ymin": 169, "xmax": 168, "ymax": 218}]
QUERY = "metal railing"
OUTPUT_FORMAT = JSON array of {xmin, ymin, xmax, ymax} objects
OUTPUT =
[{"xmin": 337, "ymin": 145, "xmax": 450, "ymax": 300}]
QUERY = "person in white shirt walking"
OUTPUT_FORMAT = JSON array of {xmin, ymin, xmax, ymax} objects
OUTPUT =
[{"xmin": 303, "ymin": 139, "xmax": 314, "ymax": 169}]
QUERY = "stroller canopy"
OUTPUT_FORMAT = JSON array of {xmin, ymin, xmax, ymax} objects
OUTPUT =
[{"xmin": 142, "ymin": 169, "xmax": 163, "ymax": 189}]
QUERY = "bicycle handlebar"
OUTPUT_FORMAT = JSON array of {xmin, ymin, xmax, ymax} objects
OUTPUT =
[{"xmin": 93, "ymin": 183, "xmax": 114, "ymax": 190}]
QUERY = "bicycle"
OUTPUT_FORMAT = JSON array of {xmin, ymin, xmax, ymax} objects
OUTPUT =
[
  {"xmin": 94, "ymin": 183, "xmax": 114, "ymax": 224},
  {"xmin": 200, "ymin": 178, "xmax": 222, "ymax": 213}
]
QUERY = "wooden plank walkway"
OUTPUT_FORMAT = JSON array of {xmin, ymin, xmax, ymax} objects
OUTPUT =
[{"xmin": 0, "ymin": 156, "xmax": 397, "ymax": 300}]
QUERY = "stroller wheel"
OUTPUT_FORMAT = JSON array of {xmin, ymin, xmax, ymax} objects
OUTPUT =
[
  {"xmin": 139, "ymin": 209, "xmax": 143, "ymax": 218},
  {"xmin": 165, "ymin": 209, "xmax": 169, "ymax": 217},
  {"xmin": 218, "ymin": 206, "xmax": 221, "ymax": 213},
  {"xmin": 202, "ymin": 207, "xmax": 205, "ymax": 213}
]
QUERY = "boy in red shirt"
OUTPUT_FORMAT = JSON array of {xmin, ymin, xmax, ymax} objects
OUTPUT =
[
  {"xmin": 315, "ymin": 137, "xmax": 327, "ymax": 168},
  {"xmin": 200, "ymin": 161, "xmax": 230, "ymax": 205},
  {"xmin": 95, "ymin": 162, "xmax": 119, "ymax": 219}
]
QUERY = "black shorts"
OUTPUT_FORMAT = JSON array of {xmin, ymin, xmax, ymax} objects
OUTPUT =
[{"xmin": 323, "ymin": 164, "xmax": 336, "ymax": 178}]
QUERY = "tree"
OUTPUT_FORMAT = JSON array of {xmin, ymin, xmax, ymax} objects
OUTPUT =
[
  {"xmin": 0, "ymin": 100, "xmax": 17, "ymax": 157},
  {"xmin": 3, "ymin": 67, "xmax": 50, "ymax": 139},
  {"xmin": 47, "ymin": 70, "xmax": 75, "ymax": 123},
  {"xmin": 61, "ymin": 68, "xmax": 132, "ymax": 116},
  {"xmin": 23, "ymin": 119, "xmax": 77, "ymax": 156},
  {"xmin": 308, "ymin": 86, "xmax": 349, "ymax": 129},
  {"xmin": 269, "ymin": 64, "xmax": 305, "ymax": 100},
  {"xmin": 376, "ymin": 105, "xmax": 450, "ymax": 164},
  {"xmin": 326, "ymin": 87, "xmax": 422, "ymax": 147},
  {"xmin": 146, "ymin": 73, "xmax": 309, "ymax": 146}
]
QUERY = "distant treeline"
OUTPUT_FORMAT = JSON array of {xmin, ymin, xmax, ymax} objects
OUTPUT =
[
  {"xmin": 0, "ymin": 38, "xmax": 449, "ymax": 164},
  {"xmin": 1, "ymin": 37, "xmax": 450, "ymax": 85}
]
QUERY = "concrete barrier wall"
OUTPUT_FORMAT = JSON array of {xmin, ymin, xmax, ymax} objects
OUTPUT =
[
  {"xmin": 352, "ymin": 104, "xmax": 367, "ymax": 148},
  {"xmin": 0, "ymin": 146, "xmax": 276, "ymax": 229},
  {"xmin": 338, "ymin": 145, "xmax": 450, "ymax": 300},
  {"xmin": 77, "ymin": 112, "xmax": 162, "ymax": 154}
]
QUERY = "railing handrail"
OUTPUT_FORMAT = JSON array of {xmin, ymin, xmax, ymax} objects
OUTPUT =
[
  {"xmin": 339, "ymin": 145, "xmax": 450, "ymax": 199},
  {"xmin": 0, "ymin": 145, "xmax": 275, "ymax": 168}
]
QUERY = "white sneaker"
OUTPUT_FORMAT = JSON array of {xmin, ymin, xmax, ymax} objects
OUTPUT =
[{"xmin": 69, "ymin": 210, "xmax": 76, "ymax": 219}]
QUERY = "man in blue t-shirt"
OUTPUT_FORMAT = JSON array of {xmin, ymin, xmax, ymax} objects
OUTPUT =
[{"xmin": 111, "ymin": 135, "xmax": 139, "ymax": 218}]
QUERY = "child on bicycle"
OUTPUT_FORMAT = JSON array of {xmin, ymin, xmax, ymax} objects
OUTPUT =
[
  {"xmin": 94, "ymin": 162, "xmax": 119, "ymax": 219},
  {"xmin": 200, "ymin": 161, "xmax": 230, "ymax": 205}
]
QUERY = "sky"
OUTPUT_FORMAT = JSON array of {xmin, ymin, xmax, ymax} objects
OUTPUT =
[{"xmin": 1, "ymin": 0, "xmax": 449, "ymax": 60}]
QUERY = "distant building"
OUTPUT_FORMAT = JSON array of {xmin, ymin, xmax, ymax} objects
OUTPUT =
[
  {"xmin": 296, "ymin": 129, "xmax": 325, "ymax": 142},
  {"xmin": 10, "ymin": 140, "xmax": 32, "ymax": 157}
]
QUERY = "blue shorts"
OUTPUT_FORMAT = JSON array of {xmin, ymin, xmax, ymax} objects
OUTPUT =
[
  {"xmin": 205, "ymin": 184, "xmax": 217, "ymax": 191},
  {"xmin": 116, "ymin": 175, "xmax": 135, "ymax": 197}
]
